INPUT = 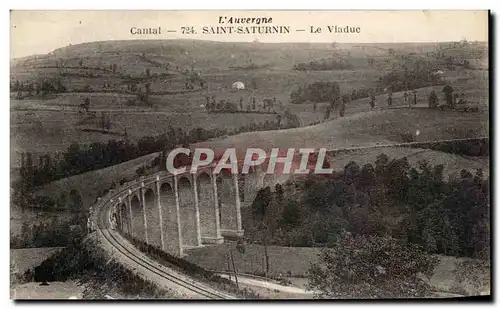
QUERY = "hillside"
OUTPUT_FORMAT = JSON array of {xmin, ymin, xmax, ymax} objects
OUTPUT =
[
  {"xmin": 10, "ymin": 39, "xmax": 488, "ymax": 167},
  {"xmin": 12, "ymin": 40, "xmax": 488, "ymax": 71},
  {"xmin": 194, "ymin": 107, "xmax": 488, "ymax": 157},
  {"xmin": 35, "ymin": 152, "xmax": 159, "ymax": 209},
  {"xmin": 11, "ymin": 39, "xmax": 488, "ymax": 94}
]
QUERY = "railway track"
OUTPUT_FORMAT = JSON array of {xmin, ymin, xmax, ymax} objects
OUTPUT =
[{"xmin": 94, "ymin": 187, "xmax": 236, "ymax": 300}]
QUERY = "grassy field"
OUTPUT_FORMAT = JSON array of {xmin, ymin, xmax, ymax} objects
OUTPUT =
[
  {"xmin": 10, "ymin": 247, "xmax": 65, "ymax": 276},
  {"xmin": 185, "ymin": 241, "xmax": 319, "ymax": 278},
  {"xmin": 193, "ymin": 107, "xmax": 488, "ymax": 159}
]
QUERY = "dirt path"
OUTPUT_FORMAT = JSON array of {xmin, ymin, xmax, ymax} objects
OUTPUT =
[{"xmin": 218, "ymin": 273, "xmax": 314, "ymax": 295}]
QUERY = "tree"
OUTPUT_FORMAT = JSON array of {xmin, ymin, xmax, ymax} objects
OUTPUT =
[
  {"xmin": 236, "ymin": 239, "xmax": 246, "ymax": 254},
  {"xmin": 82, "ymin": 97, "xmax": 90, "ymax": 112},
  {"xmin": 428, "ymin": 90, "xmax": 438, "ymax": 109},
  {"xmin": 63, "ymin": 142, "xmax": 83, "ymax": 175},
  {"xmin": 442, "ymin": 85, "xmax": 454, "ymax": 108},
  {"xmin": 359, "ymin": 163, "xmax": 375, "ymax": 189},
  {"xmin": 308, "ymin": 232, "xmax": 438, "ymax": 299},
  {"xmin": 276, "ymin": 114, "xmax": 282, "ymax": 127},
  {"xmin": 251, "ymin": 187, "xmax": 273, "ymax": 275},
  {"xmin": 26, "ymin": 83, "xmax": 34, "ymax": 96},
  {"xmin": 54, "ymin": 78, "xmax": 66, "ymax": 93},
  {"xmin": 251, "ymin": 78, "xmax": 257, "ymax": 90},
  {"xmin": 280, "ymin": 199, "xmax": 301, "ymax": 228},
  {"xmin": 344, "ymin": 161, "xmax": 360, "ymax": 185},
  {"xmin": 239, "ymin": 97, "xmax": 244, "ymax": 110},
  {"xmin": 100, "ymin": 113, "xmax": 111, "ymax": 130},
  {"xmin": 13, "ymin": 80, "xmax": 20, "ymax": 91},
  {"xmin": 417, "ymin": 201, "xmax": 458, "ymax": 255},
  {"xmin": 68, "ymin": 189, "xmax": 83, "ymax": 210}
]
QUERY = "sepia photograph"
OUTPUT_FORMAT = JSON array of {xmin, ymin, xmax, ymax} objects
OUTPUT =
[{"xmin": 9, "ymin": 10, "xmax": 490, "ymax": 300}]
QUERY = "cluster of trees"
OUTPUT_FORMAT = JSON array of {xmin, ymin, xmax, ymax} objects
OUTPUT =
[
  {"xmin": 290, "ymin": 81, "xmax": 341, "ymax": 104},
  {"xmin": 377, "ymin": 59, "xmax": 444, "ymax": 93},
  {"xmin": 246, "ymin": 154, "xmax": 490, "ymax": 259},
  {"xmin": 245, "ymin": 153, "xmax": 489, "ymax": 297},
  {"xmin": 184, "ymin": 69, "xmax": 205, "ymax": 90},
  {"xmin": 428, "ymin": 85, "xmax": 468, "ymax": 110},
  {"xmin": 15, "ymin": 57, "xmax": 201, "ymax": 100},
  {"xmin": 12, "ymin": 186, "xmax": 83, "ymax": 213},
  {"xmin": 231, "ymin": 118, "xmax": 284, "ymax": 133},
  {"xmin": 377, "ymin": 69, "xmax": 442, "ymax": 94},
  {"xmin": 348, "ymin": 87, "xmax": 372, "ymax": 101},
  {"xmin": 294, "ymin": 58, "xmax": 354, "ymax": 71},
  {"xmin": 11, "ymin": 78, "xmax": 66, "ymax": 98},
  {"xmin": 22, "ymin": 132, "xmax": 180, "ymax": 188},
  {"xmin": 205, "ymin": 98, "xmax": 238, "ymax": 113},
  {"xmin": 428, "ymin": 51, "xmax": 473, "ymax": 70},
  {"xmin": 409, "ymin": 138, "xmax": 489, "ymax": 157},
  {"xmin": 291, "ymin": 55, "xmax": 451, "ymax": 107},
  {"xmin": 21, "ymin": 115, "xmax": 296, "ymax": 188},
  {"xmin": 205, "ymin": 96, "xmax": 280, "ymax": 114}
]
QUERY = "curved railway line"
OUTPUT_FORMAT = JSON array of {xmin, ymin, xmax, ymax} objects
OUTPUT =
[{"xmin": 93, "ymin": 178, "xmax": 237, "ymax": 299}]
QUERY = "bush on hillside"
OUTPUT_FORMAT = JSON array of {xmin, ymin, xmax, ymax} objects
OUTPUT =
[{"xmin": 308, "ymin": 232, "xmax": 438, "ymax": 299}]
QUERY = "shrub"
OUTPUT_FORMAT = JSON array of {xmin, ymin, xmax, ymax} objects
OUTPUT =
[
  {"xmin": 308, "ymin": 232, "xmax": 438, "ymax": 299},
  {"xmin": 290, "ymin": 82, "xmax": 341, "ymax": 104},
  {"xmin": 30, "ymin": 240, "xmax": 175, "ymax": 299}
]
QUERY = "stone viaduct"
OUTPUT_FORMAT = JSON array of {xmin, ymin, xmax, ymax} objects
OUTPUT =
[
  {"xmin": 108, "ymin": 164, "xmax": 282, "ymax": 257},
  {"xmin": 105, "ymin": 138, "xmax": 487, "ymax": 257}
]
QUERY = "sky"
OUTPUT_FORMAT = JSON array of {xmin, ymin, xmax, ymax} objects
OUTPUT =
[{"xmin": 10, "ymin": 10, "xmax": 489, "ymax": 59}]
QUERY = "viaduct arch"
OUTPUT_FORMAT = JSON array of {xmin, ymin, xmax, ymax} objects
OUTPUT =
[{"xmin": 109, "ymin": 165, "xmax": 270, "ymax": 257}]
